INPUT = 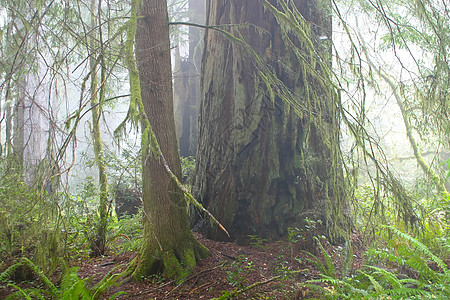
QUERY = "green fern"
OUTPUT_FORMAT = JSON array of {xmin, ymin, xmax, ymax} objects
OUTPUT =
[
  {"xmin": 365, "ymin": 265, "xmax": 402, "ymax": 289},
  {"xmin": 91, "ymin": 264, "xmax": 125, "ymax": 299},
  {"xmin": 301, "ymin": 237, "xmax": 337, "ymax": 278},
  {"xmin": 385, "ymin": 225, "xmax": 449, "ymax": 276},
  {"xmin": 0, "ymin": 261, "xmax": 23, "ymax": 282},
  {"xmin": 5, "ymin": 284, "xmax": 33, "ymax": 300},
  {"xmin": 302, "ymin": 227, "xmax": 450, "ymax": 299},
  {"xmin": 0, "ymin": 257, "xmax": 126, "ymax": 299},
  {"xmin": 0, "ymin": 257, "xmax": 59, "ymax": 297}
]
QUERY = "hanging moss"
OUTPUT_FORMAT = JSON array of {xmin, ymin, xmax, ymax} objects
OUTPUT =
[
  {"xmin": 258, "ymin": 0, "xmax": 351, "ymax": 240},
  {"xmin": 115, "ymin": 0, "xmax": 145, "ymax": 140}
]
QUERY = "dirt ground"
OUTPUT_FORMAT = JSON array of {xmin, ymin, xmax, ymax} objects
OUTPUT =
[{"xmin": 0, "ymin": 232, "xmax": 365, "ymax": 299}]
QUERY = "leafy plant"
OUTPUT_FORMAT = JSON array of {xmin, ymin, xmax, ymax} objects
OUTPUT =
[
  {"xmin": 274, "ymin": 254, "xmax": 291, "ymax": 278},
  {"xmin": 301, "ymin": 228, "xmax": 450, "ymax": 299},
  {"xmin": 226, "ymin": 255, "xmax": 255, "ymax": 288},
  {"xmin": 0, "ymin": 257, "xmax": 126, "ymax": 299},
  {"xmin": 248, "ymin": 235, "xmax": 267, "ymax": 249},
  {"xmin": 108, "ymin": 210, "xmax": 143, "ymax": 254},
  {"xmin": 302, "ymin": 237, "xmax": 337, "ymax": 279},
  {"xmin": 181, "ymin": 156, "xmax": 196, "ymax": 185}
]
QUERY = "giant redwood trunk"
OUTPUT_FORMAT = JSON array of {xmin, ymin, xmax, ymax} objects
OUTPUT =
[
  {"xmin": 133, "ymin": 0, "xmax": 208, "ymax": 281},
  {"xmin": 193, "ymin": 0, "xmax": 348, "ymax": 242}
]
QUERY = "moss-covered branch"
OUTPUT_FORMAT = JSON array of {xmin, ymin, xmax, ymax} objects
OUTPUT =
[{"xmin": 358, "ymin": 33, "xmax": 447, "ymax": 195}]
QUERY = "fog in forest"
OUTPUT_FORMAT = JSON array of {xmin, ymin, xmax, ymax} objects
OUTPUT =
[{"xmin": 0, "ymin": 0, "xmax": 448, "ymax": 298}]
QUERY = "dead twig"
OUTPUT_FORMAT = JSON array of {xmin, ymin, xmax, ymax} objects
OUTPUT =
[
  {"xmin": 211, "ymin": 269, "xmax": 308, "ymax": 299},
  {"xmin": 167, "ymin": 262, "xmax": 227, "ymax": 295}
]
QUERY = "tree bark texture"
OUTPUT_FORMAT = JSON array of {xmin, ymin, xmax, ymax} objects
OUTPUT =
[
  {"xmin": 133, "ymin": 0, "xmax": 208, "ymax": 281},
  {"xmin": 193, "ymin": 0, "xmax": 346, "ymax": 242}
]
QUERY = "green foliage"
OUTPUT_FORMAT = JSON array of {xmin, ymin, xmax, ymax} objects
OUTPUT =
[
  {"xmin": 302, "ymin": 228, "xmax": 450, "ymax": 299},
  {"xmin": 226, "ymin": 255, "xmax": 255, "ymax": 288},
  {"xmin": 0, "ymin": 160, "xmax": 62, "ymax": 272},
  {"xmin": 440, "ymin": 158, "xmax": 450, "ymax": 182},
  {"xmin": 248, "ymin": 235, "xmax": 267, "ymax": 249},
  {"xmin": 215, "ymin": 289, "xmax": 239, "ymax": 300},
  {"xmin": 0, "ymin": 167, "xmax": 35, "ymax": 256},
  {"xmin": 288, "ymin": 218, "xmax": 324, "ymax": 244},
  {"xmin": 108, "ymin": 211, "xmax": 142, "ymax": 254},
  {"xmin": 181, "ymin": 156, "xmax": 196, "ymax": 185},
  {"xmin": 0, "ymin": 257, "xmax": 126, "ymax": 299},
  {"xmin": 105, "ymin": 145, "xmax": 142, "ymax": 191},
  {"xmin": 301, "ymin": 237, "xmax": 337, "ymax": 279},
  {"xmin": 354, "ymin": 185, "xmax": 449, "ymax": 258},
  {"xmin": 273, "ymin": 254, "xmax": 291, "ymax": 278}
]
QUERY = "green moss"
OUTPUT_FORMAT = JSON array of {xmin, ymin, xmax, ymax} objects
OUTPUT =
[
  {"xmin": 115, "ymin": 0, "xmax": 145, "ymax": 138},
  {"xmin": 193, "ymin": 239, "xmax": 210, "ymax": 260},
  {"xmin": 163, "ymin": 251, "xmax": 184, "ymax": 282}
]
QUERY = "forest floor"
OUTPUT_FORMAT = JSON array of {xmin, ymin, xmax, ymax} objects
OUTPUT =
[{"xmin": 0, "ymin": 232, "xmax": 366, "ymax": 299}]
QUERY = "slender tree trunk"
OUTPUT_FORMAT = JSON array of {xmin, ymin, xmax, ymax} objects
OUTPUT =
[
  {"xmin": 8, "ymin": 2, "xmax": 49, "ymax": 183},
  {"xmin": 132, "ymin": 0, "xmax": 208, "ymax": 282},
  {"xmin": 193, "ymin": 0, "xmax": 348, "ymax": 242},
  {"xmin": 13, "ymin": 84, "xmax": 25, "ymax": 172},
  {"xmin": 5, "ymin": 101, "xmax": 13, "ymax": 158},
  {"xmin": 4, "ymin": 15, "xmax": 14, "ymax": 159},
  {"xmin": 173, "ymin": 0, "xmax": 205, "ymax": 157},
  {"xmin": 88, "ymin": 0, "xmax": 109, "ymax": 256}
]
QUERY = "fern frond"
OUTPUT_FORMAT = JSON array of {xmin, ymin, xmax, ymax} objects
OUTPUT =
[
  {"xmin": 60, "ymin": 278, "xmax": 91, "ymax": 299},
  {"xmin": 18, "ymin": 288, "xmax": 50, "ymax": 299},
  {"xmin": 300, "ymin": 238, "xmax": 337, "ymax": 279},
  {"xmin": 405, "ymin": 254, "xmax": 439, "ymax": 282},
  {"xmin": 386, "ymin": 225, "xmax": 449, "ymax": 276},
  {"xmin": 92, "ymin": 265, "xmax": 123, "ymax": 299},
  {"xmin": 309, "ymin": 274, "xmax": 368, "ymax": 298},
  {"xmin": 389, "ymin": 286, "xmax": 433, "ymax": 298},
  {"xmin": 20, "ymin": 257, "xmax": 58, "ymax": 297},
  {"xmin": 0, "ymin": 261, "xmax": 24, "ymax": 282},
  {"xmin": 60, "ymin": 267, "xmax": 83, "ymax": 293},
  {"xmin": 366, "ymin": 265, "xmax": 402, "ymax": 289},
  {"xmin": 301, "ymin": 250, "xmax": 328, "ymax": 276},
  {"xmin": 358, "ymin": 270, "xmax": 383, "ymax": 294},
  {"xmin": 5, "ymin": 284, "xmax": 33, "ymax": 300},
  {"xmin": 314, "ymin": 237, "xmax": 337, "ymax": 278},
  {"xmin": 0, "ymin": 258, "xmax": 59, "ymax": 297},
  {"xmin": 299, "ymin": 282, "xmax": 328, "ymax": 296}
]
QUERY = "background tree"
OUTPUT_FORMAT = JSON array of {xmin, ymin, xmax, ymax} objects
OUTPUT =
[
  {"xmin": 173, "ymin": 0, "xmax": 205, "ymax": 157},
  {"xmin": 86, "ymin": 0, "xmax": 110, "ymax": 257},
  {"xmin": 193, "ymin": 0, "xmax": 349, "ymax": 242},
  {"xmin": 131, "ymin": 0, "xmax": 208, "ymax": 281}
]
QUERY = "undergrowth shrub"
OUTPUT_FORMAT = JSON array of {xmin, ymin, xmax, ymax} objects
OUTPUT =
[
  {"xmin": 302, "ymin": 226, "xmax": 450, "ymax": 299},
  {"xmin": 226, "ymin": 255, "xmax": 255, "ymax": 288},
  {"xmin": 0, "ymin": 257, "xmax": 126, "ymax": 299},
  {"xmin": 0, "ymin": 161, "xmax": 63, "ymax": 274},
  {"xmin": 108, "ymin": 210, "xmax": 142, "ymax": 254},
  {"xmin": 355, "ymin": 185, "xmax": 449, "ymax": 255}
]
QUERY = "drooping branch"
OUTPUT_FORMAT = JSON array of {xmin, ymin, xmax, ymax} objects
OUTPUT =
[
  {"xmin": 145, "ymin": 126, "xmax": 230, "ymax": 238},
  {"xmin": 358, "ymin": 33, "xmax": 448, "ymax": 195}
]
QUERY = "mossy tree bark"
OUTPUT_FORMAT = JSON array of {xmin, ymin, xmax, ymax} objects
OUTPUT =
[
  {"xmin": 193, "ymin": 0, "xmax": 349, "ymax": 242},
  {"xmin": 132, "ymin": 0, "xmax": 209, "ymax": 282}
]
